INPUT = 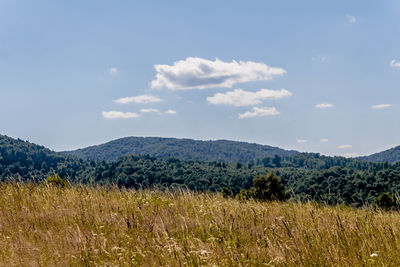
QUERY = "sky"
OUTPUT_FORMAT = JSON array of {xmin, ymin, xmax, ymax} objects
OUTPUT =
[{"xmin": 0, "ymin": 0, "xmax": 400, "ymax": 157}]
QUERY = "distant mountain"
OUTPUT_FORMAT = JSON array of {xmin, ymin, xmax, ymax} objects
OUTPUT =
[
  {"xmin": 64, "ymin": 136, "xmax": 299, "ymax": 162},
  {"xmin": 359, "ymin": 146, "xmax": 400, "ymax": 163}
]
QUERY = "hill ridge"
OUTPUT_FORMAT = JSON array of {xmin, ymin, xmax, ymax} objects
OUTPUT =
[
  {"xmin": 64, "ymin": 136, "xmax": 299, "ymax": 162},
  {"xmin": 359, "ymin": 145, "xmax": 400, "ymax": 163}
]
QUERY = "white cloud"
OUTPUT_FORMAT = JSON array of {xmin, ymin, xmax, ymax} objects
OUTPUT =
[
  {"xmin": 102, "ymin": 111, "xmax": 140, "ymax": 119},
  {"xmin": 140, "ymin": 108, "xmax": 160, "ymax": 114},
  {"xmin": 109, "ymin": 67, "xmax": 118, "ymax": 75},
  {"xmin": 346, "ymin": 15, "xmax": 356, "ymax": 24},
  {"xmin": 372, "ymin": 104, "xmax": 392, "ymax": 109},
  {"xmin": 113, "ymin": 95, "xmax": 162, "ymax": 104},
  {"xmin": 338, "ymin": 144, "xmax": 352, "ymax": 149},
  {"xmin": 297, "ymin": 139, "xmax": 307, "ymax": 143},
  {"xmin": 207, "ymin": 88, "xmax": 292, "ymax": 107},
  {"xmin": 238, "ymin": 107, "xmax": 279, "ymax": 119},
  {"xmin": 151, "ymin": 57, "xmax": 286, "ymax": 90},
  {"xmin": 165, "ymin": 109, "xmax": 177, "ymax": 115},
  {"xmin": 342, "ymin": 152, "xmax": 359, "ymax": 158},
  {"xmin": 390, "ymin": 60, "xmax": 400, "ymax": 68},
  {"xmin": 315, "ymin": 103, "xmax": 334, "ymax": 109},
  {"xmin": 320, "ymin": 138, "xmax": 329, "ymax": 143}
]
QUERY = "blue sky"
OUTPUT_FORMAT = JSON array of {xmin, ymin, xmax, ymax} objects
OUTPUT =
[{"xmin": 0, "ymin": 0, "xmax": 399, "ymax": 157}]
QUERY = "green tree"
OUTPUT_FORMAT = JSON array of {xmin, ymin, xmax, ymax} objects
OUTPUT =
[
  {"xmin": 373, "ymin": 192, "xmax": 399, "ymax": 211},
  {"xmin": 236, "ymin": 189, "xmax": 250, "ymax": 201},
  {"xmin": 221, "ymin": 187, "xmax": 233, "ymax": 198},
  {"xmin": 251, "ymin": 171, "xmax": 288, "ymax": 201},
  {"xmin": 272, "ymin": 155, "xmax": 281, "ymax": 167}
]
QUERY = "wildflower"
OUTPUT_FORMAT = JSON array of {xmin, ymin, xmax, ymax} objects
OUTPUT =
[{"xmin": 370, "ymin": 253, "xmax": 378, "ymax": 257}]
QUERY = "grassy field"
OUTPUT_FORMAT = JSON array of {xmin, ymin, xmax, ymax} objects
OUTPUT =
[{"xmin": 0, "ymin": 183, "xmax": 399, "ymax": 266}]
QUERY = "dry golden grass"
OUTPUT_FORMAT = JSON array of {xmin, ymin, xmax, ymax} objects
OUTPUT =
[{"xmin": 0, "ymin": 183, "xmax": 399, "ymax": 266}]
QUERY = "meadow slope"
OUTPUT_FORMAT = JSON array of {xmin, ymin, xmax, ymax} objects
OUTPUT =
[{"xmin": 0, "ymin": 183, "xmax": 399, "ymax": 266}]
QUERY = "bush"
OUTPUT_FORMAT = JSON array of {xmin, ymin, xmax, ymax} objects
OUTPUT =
[
  {"xmin": 236, "ymin": 189, "xmax": 250, "ymax": 201},
  {"xmin": 221, "ymin": 187, "xmax": 233, "ymax": 198},
  {"xmin": 251, "ymin": 171, "xmax": 288, "ymax": 201},
  {"xmin": 44, "ymin": 174, "xmax": 70, "ymax": 188},
  {"xmin": 373, "ymin": 192, "xmax": 399, "ymax": 211}
]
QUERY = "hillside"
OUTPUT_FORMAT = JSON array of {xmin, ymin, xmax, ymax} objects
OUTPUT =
[
  {"xmin": 0, "ymin": 134, "xmax": 93, "ymax": 182},
  {"xmin": 64, "ymin": 136, "xmax": 299, "ymax": 162},
  {"xmin": 359, "ymin": 145, "xmax": 400, "ymax": 163}
]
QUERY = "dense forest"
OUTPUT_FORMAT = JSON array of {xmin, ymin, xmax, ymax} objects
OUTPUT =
[
  {"xmin": 64, "ymin": 136, "xmax": 299, "ymax": 162},
  {"xmin": 2, "ymin": 134, "xmax": 400, "ymax": 207}
]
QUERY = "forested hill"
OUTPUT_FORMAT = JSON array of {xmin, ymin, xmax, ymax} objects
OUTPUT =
[
  {"xmin": 359, "ymin": 146, "xmax": 400, "ymax": 163},
  {"xmin": 2, "ymin": 134, "xmax": 400, "ymax": 206},
  {"xmin": 64, "ymin": 136, "xmax": 299, "ymax": 162},
  {"xmin": 0, "ymin": 135, "xmax": 93, "ymax": 182}
]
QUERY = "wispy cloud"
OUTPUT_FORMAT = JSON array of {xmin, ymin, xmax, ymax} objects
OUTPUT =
[
  {"xmin": 207, "ymin": 88, "xmax": 292, "ymax": 107},
  {"xmin": 320, "ymin": 138, "xmax": 329, "ymax": 143},
  {"xmin": 390, "ymin": 60, "xmax": 400, "ymax": 68},
  {"xmin": 315, "ymin": 103, "xmax": 334, "ymax": 109},
  {"xmin": 297, "ymin": 139, "xmax": 307, "ymax": 143},
  {"xmin": 338, "ymin": 144, "xmax": 352, "ymax": 149},
  {"xmin": 312, "ymin": 55, "xmax": 329, "ymax": 62},
  {"xmin": 140, "ymin": 108, "xmax": 160, "ymax": 114},
  {"xmin": 238, "ymin": 107, "xmax": 279, "ymax": 119},
  {"xmin": 109, "ymin": 67, "xmax": 118, "ymax": 75},
  {"xmin": 102, "ymin": 111, "xmax": 140, "ymax": 119},
  {"xmin": 151, "ymin": 57, "xmax": 286, "ymax": 90},
  {"xmin": 114, "ymin": 95, "xmax": 162, "ymax": 104},
  {"xmin": 372, "ymin": 104, "xmax": 392, "ymax": 109},
  {"xmin": 165, "ymin": 109, "xmax": 177, "ymax": 115},
  {"xmin": 346, "ymin": 15, "xmax": 356, "ymax": 24}
]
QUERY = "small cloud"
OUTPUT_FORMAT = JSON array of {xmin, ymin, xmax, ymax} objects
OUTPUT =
[
  {"xmin": 316, "ymin": 103, "xmax": 334, "ymax": 109},
  {"xmin": 390, "ymin": 60, "xmax": 400, "ymax": 68},
  {"xmin": 109, "ymin": 67, "xmax": 118, "ymax": 75},
  {"xmin": 338, "ymin": 144, "xmax": 352, "ymax": 149},
  {"xmin": 297, "ymin": 139, "xmax": 307, "ymax": 143},
  {"xmin": 140, "ymin": 108, "xmax": 160, "ymax": 114},
  {"xmin": 320, "ymin": 138, "xmax": 329, "ymax": 143},
  {"xmin": 238, "ymin": 107, "xmax": 279, "ymax": 119},
  {"xmin": 165, "ymin": 109, "xmax": 177, "ymax": 115},
  {"xmin": 372, "ymin": 104, "xmax": 392, "ymax": 109},
  {"xmin": 102, "ymin": 111, "xmax": 140, "ymax": 119},
  {"xmin": 346, "ymin": 15, "xmax": 356, "ymax": 24},
  {"xmin": 114, "ymin": 95, "xmax": 162, "ymax": 104},
  {"xmin": 207, "ymin": 88, "xmax": 292, "ymax": 107},
  {"xmin": 151, "ymin": 57, "xmax": 286, "ymax": 90}
]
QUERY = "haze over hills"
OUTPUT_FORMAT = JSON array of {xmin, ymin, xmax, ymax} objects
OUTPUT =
[
  {"xmin": 359, "ymin": 146, "xmax": 400, "ymax": 163},
  {"xmin": 64, "ymin": 136, "xmax": 300, "ymax": 163}
]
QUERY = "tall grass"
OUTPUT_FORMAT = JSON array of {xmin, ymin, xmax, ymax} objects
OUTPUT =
[{"xmin": 0, "ymin": 183, "xmax": 398, "ymax": 266}]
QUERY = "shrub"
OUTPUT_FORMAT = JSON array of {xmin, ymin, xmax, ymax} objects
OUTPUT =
[
  {"xmin": 251, "ymin": 171, "xmax": 288, "ymax": 201},
  {"xmin": 221, "ymin": 187, "xmax": 233, "ymax": 198},
  {"xmin": 236, "ymin": 189, "xmax": 250, "ymax": 201},
  {"xmin": 373, "ymin": 192, "xmax": 399, "ymax": 211},
  {"xmin": 44, "ymin": 174, "xmax": 70, "ymax": 188}
]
